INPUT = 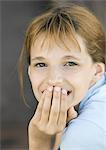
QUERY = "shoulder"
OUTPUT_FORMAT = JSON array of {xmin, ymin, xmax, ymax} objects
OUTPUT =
[
  {"xmin": 60, "ymin": 117, "xmax": 106, "ymax": 150},
  {"xmin": 60, "ymin": 87, "xmax": 106, "ymax": 150},
  {"xmin": 78, "ymin": 79, "xmax": 106, "ymax": 131},
  {"xmin": 79, "ymin": 83, "xmax": 106, "ymax": 131}
]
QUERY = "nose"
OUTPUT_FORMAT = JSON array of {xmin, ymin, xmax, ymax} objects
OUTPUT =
[
  {"xmin": 47, "ymin": 68, "xmax": 63, "ymax": 87},
  {"xmin": 48, "ymin": 77, "xmax": 63, "ymax": 87}
]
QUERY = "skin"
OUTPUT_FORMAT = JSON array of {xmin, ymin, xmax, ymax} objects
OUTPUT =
[{"xmin": 28, "ymin": 34, "xmax": 105, "ymax": 150}]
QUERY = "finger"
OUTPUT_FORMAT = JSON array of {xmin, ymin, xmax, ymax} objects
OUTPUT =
[
  {"xmin": 67, "ymin": 107, "xmax": 77, "ymax": 123},
  {"xmin": 33, "ymin": 91, "xmax": 46, "ymax": 123},
  {"xmin": 48, "ymin": 86, "xmax": 61, "ymax": 125},
  {"xmin": 40, "ymin": 86, "xmax": 53, "ymax": 124},
  {"xmin": 58, "ymin": 89, "xmax": 67, "ymax": 130}
]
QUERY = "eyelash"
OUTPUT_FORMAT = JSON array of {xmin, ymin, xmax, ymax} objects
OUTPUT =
[
  {"xmin": 34, "ymin": 62, "xmax": 78, "ymax": 68},
  {"xmin": 64, "ymin": 62, "xmax": 78, "ymax": 67},
  {"xmin": 34, "ymin": 63, "xmax": 47, "ymax": 68}
]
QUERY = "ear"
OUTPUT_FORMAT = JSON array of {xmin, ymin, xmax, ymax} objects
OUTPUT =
[{"xmin": 94, "ymin": 63, "xmax": 105, "ymax": 81}]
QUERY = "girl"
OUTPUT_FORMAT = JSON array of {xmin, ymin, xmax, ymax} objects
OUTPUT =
[{"xmin": 19, "ymin": 3, "xmax": 106, "ymax": 150}]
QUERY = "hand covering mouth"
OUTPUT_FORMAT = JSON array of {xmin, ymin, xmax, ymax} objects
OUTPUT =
[{"xmin": 41, "ymin": 89, "xmax": 72, "ymax": 96}]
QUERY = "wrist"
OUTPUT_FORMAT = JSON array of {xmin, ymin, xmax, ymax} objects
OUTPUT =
[
  {"xmin": 29, "ymin": 137, "xmax": 52, "ymax": 150},
  {"xmin": 28, "ymin": 123, "xmax": 52, "ymax": 150}
]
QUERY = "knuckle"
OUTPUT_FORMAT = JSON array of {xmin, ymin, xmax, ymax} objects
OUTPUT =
[
  {"xmin": 28, "ymin": 119, "xmax": 38, "ymax": 132},
  {"xmin": 58, "ymin": 124, "xmax": 65, "ymax": 132},
  {"xmin": 49, "ymin": 129, "xmax": 57, "ymax": 135},
  {"xmin": 46, "ymin": 124, "xmax": 57, "ymax": 135},
  {"xmin": 46, "ymin": 129, "xmax": 54, "ymax": 135},
  {"xmin": 72, "ymin": 113, "xmax": 77, "ymax": 118},
  {"xmin": 38, "ymin": 122, "xmax": 46, "ymax": 132}
]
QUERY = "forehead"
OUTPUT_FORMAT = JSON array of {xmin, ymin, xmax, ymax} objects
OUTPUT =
[{"xmin": 30, "ymin": 32, "xmax": 87, "ymax": 58}]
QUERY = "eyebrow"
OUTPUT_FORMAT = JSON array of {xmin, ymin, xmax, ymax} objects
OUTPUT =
[
  {"xmin": 63, "ymin": 55, "xmax": 80, "ymax": 60},
  {"xmin": 31, "ymin": 55, "xmax": 80, "ymax": 61},
  {"xmin": 31, "ymin": 56, "xmax": 46, "ymax": 61}
]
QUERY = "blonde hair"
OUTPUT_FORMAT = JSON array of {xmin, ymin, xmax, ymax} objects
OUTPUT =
[{"xmin": 18, "ymin": 3, "xmax": 106, "ymax": 101}]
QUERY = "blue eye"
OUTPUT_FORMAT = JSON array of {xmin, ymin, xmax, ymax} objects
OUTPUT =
[
  {"xmin": 64, "ymin": 61, "xmax": 78, "ymax": 67},
  {"xmin": 34, "ymin": 63, "xmax": 47, "ymax": 68}
]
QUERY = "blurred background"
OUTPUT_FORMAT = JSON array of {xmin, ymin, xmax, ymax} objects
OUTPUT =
[{"xmin": 0, "ymin": 0, "xmax": 106, "ymax": 149}]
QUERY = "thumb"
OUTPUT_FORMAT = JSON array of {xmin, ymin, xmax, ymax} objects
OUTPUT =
[{"xmin": 67, "ymin": 107, "xmax": 77, "ymax": 123}]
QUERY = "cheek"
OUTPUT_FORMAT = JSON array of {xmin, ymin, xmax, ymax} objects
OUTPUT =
[
  {"xmin": 30, "ymin": 70, "xmax": 43, "ymax": 86},
  {"xmin": 29, "ymin": 73, "xmax": 41, "ymax": 92},
  {"xmin": 66, "ymin": 72, "xmax": 82, "ymax": 86},
  {"xmin": 66, "ymin": 74, "xmax": 92, "ymax": 106},
  {"xmin": 68, "ymin": 69, "xmax": 93, "ymax": 86},
  {"xmin": 29, "ymin": 71, "xmax": 46, "ymax": 101},
  {"xmin": 30, "ymin": 75, "xmax": 39, "ymax": 88}
]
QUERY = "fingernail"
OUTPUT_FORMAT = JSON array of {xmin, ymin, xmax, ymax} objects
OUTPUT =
[
  {"xmin": 47, "ymin": 86, "xmax": 53, "ymax": 92},
  {"xmin": 62, "ymin": 89, "xmax": 67, "ymax": 95},
  {"xmin": 54, "ymin": 86, "xmax": 61, "ymax": 92}
]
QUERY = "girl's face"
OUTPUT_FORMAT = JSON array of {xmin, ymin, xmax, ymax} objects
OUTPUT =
[{"xmin": 28, "ymin": 35, "xmax": 98, "ymax": 108}]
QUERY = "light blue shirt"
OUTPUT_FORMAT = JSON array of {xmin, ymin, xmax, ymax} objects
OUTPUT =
[{"xmin": 59, "ymin": 73, "xmax": 106, "ymax": 150}]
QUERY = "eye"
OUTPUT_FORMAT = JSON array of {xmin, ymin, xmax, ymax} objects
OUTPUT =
[
  {"xmin": 34, "ymin": 63, "xmax": 47, "ymax": 68},
  {"xmin": 64, "ymin": 61, "xmax": 78, "ymax": 67}
]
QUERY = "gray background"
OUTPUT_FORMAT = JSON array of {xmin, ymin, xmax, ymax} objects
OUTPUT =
[{"xmin": 1, "ymin": 0, "xmax": 106, "ymax": 149}]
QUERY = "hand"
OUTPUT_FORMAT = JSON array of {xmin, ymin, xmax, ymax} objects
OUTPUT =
[
  {"xmin": 67, "ymin": 106, "xmax": 78, "ymax": 124},
  {"xmin": 28, "ymin": 86, "xmax": 68, "ymax": 149}
]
